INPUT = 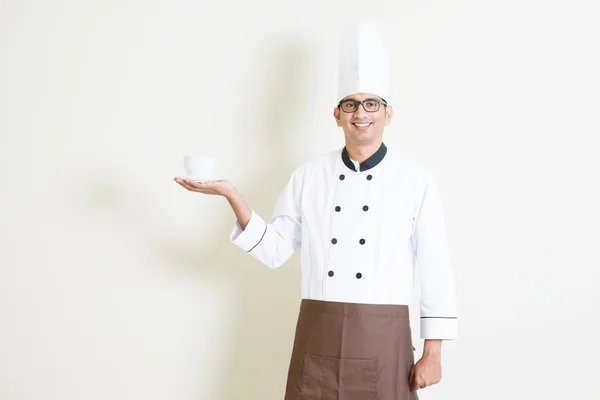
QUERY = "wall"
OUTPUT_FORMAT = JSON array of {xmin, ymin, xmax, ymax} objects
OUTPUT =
[{"xmin": 1, "ymin": 0, "xmax": 599, "ymax": 399}]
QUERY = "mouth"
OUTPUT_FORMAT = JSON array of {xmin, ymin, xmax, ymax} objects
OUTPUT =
[{"xmin": 352, "ymin": 122, "xmax": 372, "ymax": 131}]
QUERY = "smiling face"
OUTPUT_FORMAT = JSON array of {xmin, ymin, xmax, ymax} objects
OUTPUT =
[{"xmin": 333, "ymin": 92, "xmax": 393, "ymax": 146}]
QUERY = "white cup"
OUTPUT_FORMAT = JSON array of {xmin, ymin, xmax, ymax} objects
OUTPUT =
[{"xmin": 183, "ymin": 155, "xmax": 218, "ymax": 182}]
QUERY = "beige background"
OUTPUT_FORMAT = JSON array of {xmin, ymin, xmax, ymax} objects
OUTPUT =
[{"xmin": 1, "ymin": 0, "xmax": 599, "ymax": 399}]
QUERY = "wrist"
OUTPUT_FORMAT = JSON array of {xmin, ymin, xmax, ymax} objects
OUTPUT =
[
  {"xmin": 422, "ymin": 339, "xmax": 442, "ymax": 358},
  {"xmin": 224, "ymin": 186, "xmax": 238, "ymax": 202}
]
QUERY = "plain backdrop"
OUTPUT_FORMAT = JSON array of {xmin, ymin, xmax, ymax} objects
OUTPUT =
[{"xmin": 1, "ymin": 0, "xmax": 599, "ymax": 399}]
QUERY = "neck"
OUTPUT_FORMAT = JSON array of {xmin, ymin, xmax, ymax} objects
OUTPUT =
[{"xmin": 344, "ymin": 140, "xmax": 383, "ymax": 163}]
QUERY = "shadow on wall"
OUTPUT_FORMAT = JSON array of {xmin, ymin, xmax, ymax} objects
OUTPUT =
[
  {"xmin": 159, "ymin": 39, "xmax": 312, "ymax": 400},
  {"xmin": 60, "ymin": 32, "xmax": 315, "ymax": 398}
]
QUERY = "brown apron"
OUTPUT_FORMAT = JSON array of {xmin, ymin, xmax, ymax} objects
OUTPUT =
[{"xmin": 284, "ymin": 299, "xmax": 419, "ymax": 400}]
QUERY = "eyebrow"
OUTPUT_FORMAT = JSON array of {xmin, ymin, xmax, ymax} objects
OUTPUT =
[{"xmin": 342, "ymin": 97, "xmax": 382, "ymax": 102}]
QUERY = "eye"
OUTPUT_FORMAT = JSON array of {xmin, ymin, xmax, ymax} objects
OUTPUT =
[
  {"xmin": 365, "ymin": 101, "xmax": 377, "ymax": 108},
  {"xmin": 343, "ymin": 101, "xmax": 357, "ymax": 110}
]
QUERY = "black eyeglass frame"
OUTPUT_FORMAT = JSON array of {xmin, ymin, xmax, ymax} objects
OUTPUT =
[{"xmin": 337, "ymin": 98, "xmax": 388, "ymax": 113}]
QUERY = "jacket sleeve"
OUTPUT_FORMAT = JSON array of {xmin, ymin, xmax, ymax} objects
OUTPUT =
[
  {"xmin": 229, "ymin": 166, "xmax": 303, "ymax": 269},
  {"xmin": 413, "ymin": 172, "xmax": 458, "ymax": 339}
]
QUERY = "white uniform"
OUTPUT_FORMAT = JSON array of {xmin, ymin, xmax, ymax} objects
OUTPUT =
[{"xmin": 230, "ymin": 143, "xmax": 458, "ymax": 340}]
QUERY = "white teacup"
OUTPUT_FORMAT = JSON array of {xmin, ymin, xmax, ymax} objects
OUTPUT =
[{"xmin": 183, "ymin": 155, "xmax": 218, "ymax": 182}]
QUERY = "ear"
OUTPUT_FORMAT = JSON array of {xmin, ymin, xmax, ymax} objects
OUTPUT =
[
  {"xmin": 333, "ymin": 107, "xmax": 342, "ymax": 127},
  {"xmin": 384, "ymin": 105, "xmax": 394, "ymax": 127}
]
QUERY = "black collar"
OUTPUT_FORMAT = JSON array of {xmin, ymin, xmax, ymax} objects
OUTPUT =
[{"xmin": 341, "ymin": 142, "xmax": 388, "ymax": 172}]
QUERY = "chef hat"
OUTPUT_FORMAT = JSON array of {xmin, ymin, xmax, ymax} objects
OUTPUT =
[{"xmin": 337, "ymin": 20, "xmax": 390, "ymax": 104}]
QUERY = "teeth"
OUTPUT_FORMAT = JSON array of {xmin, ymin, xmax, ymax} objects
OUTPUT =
[{"xmin": 355, "ymin": 123, "xmax": 370, "ymax": 127}]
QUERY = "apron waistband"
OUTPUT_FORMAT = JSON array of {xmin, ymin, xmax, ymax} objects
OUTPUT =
[{"xmin": 299, "ymin": 298, "xmax": 410, "ymax": 318}]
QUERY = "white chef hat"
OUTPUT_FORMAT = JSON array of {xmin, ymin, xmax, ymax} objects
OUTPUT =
[{"xmin": 337, "ymin": 20, "xmax": 390, "ymax": 104}]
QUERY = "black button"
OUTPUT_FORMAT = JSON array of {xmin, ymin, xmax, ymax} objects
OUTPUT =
[
  {"xmin": 356, "ymin": 272, "xmax": 362, "ymax": 279},
  {"xmin": 335, "ymin": 206, "xmax": 341, "ymax": 212},
  {"xmin": 328, "ymin": 271, "xmax": 334, "ymax": 277},
  {"xmin": 339, "ymin": 174, "xmax": 345, "ymax": 180},
  {"xmin": 331, "ymin": 238, "xmax": 338, "ymax": 244},
  {"xmin": 366, "ymin": 174, "xmax": 372, "ymax": 180},
  {"xmin": 363, "ymin": 205, "xmax": 369, "ymax": 211},
  {"xmin": 359, "ymin": 238, "xmax": 366, "ymax": 245}
]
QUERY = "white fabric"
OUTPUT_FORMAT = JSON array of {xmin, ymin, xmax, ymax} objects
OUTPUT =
[
  {"xmin": 229, "ymin": 147, "xmax": 458, "ymax": 340},
  {"xmin": 338, "ymin": 20, "xmax": 390, "ymax": 102}
]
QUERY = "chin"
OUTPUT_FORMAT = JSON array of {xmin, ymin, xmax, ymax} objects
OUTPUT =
[{"xmin": 347, "ymin": 133, "xmax": 374, "ymax": 143}]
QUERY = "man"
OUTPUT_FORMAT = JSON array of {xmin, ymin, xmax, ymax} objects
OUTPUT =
[{"xmin": 174, "ymin": 20, "xmax": 457, "ymax": 400}]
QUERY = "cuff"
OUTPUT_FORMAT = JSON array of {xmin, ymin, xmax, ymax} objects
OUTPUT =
[
  {"xmin": 420, "ymin": 317, "xmax": 458, "ymax": 340},
  {"xmin": 230, "ymin": 210, "xmax": 267, "ymax": 252}
]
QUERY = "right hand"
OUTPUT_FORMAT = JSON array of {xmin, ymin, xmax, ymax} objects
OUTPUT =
[{"xmin": 173, "ymin": 177, "xmax": 236, "ymax": 198}]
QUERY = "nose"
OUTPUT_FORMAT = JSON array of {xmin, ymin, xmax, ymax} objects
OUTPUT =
[{"xmin": 353, "ymin": 103, "xmax": 368, "ymax": 117}]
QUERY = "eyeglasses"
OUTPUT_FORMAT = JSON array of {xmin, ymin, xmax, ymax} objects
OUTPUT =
[{"xmin": 337, "ymin": 98, "xmax": 387, "ymax": 113}]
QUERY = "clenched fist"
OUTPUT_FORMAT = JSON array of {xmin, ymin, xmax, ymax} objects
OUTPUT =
[{"xmin": 409, "ymin": 339, "xmax": 443, "ymax": 391}]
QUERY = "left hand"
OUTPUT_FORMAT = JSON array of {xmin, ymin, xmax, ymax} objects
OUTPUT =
[{"xmin": 409, "ymin": 351, "xmax": 442, "ymax": 390}]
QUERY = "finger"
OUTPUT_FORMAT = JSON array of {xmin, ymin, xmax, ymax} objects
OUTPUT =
[
  {"xmin": 174, "ymin": 177, "xmax": 195, "ymax": 187},
  {"xmin": 175, "ymin": 178, "xmax": 194, "ymax": 188},
  {"xmin": 414, "ymin": 376, "xmax": 425, "ymax": 391},
  {"xmin": 194, "ymin": 180, "xmax": 221, "ymax": 189},
  {"xmin": 190, "ymin": 181, "xmax": 228, "ymax": 195},
  {"xmin": 411, "ymin": 376, "xmax": 421, "ymax": 391},
  {"xmin": 174, "ymin": 179, "xmax": 192, "ymax": 190},
  {"xmin": 179, "ymin": 180, "xmax": 204, "ymax": 192},
  {"xmin": 181, "ymin": 178, "xmax": 204, "ymax": 187},
  {"xmin": 180, "ymin": 178, "xmax": 208, "ymax": 190}
]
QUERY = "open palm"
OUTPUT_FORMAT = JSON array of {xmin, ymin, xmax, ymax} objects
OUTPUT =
[{"xmin": 173, "ymin": 177, "xmax": 234, "ymax": 197}]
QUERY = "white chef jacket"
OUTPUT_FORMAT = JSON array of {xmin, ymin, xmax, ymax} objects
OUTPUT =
[{"xmin": 230, "ymin": 143, "xmax": 458, "ymax": 340}]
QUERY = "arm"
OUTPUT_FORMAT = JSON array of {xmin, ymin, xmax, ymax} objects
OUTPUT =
[
  {"xmin": 228, "ymin": 167, "xmax": 304, "ymax": 269},
  {"xmin": 226, "ymin": 189, "xmax": 252, "ymax": 230},
  {"xmin": 413, "ymin": 173, "xmax": 458, "ymax": 340},
  {"xmin": 173, "ymin": 167, "xmax": 303, "ymax": 269},
  {"xmin": 409, "ymin": 172, "xmax": 457, "ymax": 390}
]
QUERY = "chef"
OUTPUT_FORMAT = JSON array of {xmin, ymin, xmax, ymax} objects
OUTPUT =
[{"xmin": 174, "ymin": 20, "xmax": 457, "ymax": 400}]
